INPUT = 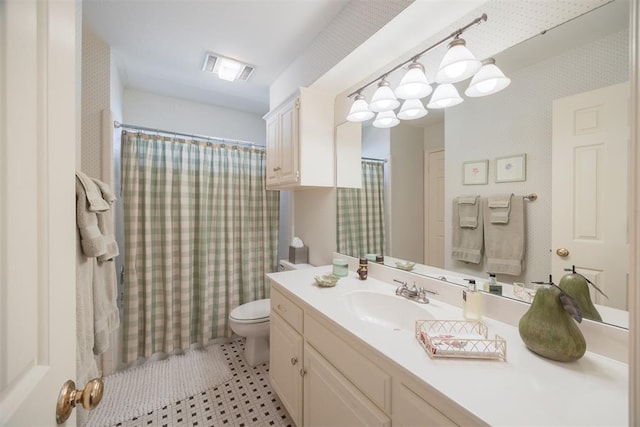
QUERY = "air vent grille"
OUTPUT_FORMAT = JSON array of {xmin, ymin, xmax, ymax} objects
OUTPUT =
[{"xmin": 201, "ymin": 52, "xmax": 254, "ymax": 82}]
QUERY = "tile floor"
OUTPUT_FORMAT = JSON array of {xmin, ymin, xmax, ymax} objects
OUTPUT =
[{"xmin": 112, "ymin": 339, "xmax": 294, "ymax": 427}]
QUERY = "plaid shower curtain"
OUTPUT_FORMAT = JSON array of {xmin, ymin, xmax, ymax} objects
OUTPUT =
[
  {"xmin": 336, "ymin": 161, "xmax": 385, "ymax": 257},
  {"xmin": 121, "ymin": 131, "xmax": 279, "ymax": 363}
]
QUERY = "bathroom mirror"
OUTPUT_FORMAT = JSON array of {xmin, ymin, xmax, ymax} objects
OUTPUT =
[{"xmin": 336, "ymin": 0, "xmax": 630, "ymax": 329}]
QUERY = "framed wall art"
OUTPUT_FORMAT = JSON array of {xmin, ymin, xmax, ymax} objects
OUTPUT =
[
  {"xmin": 495, "ymin": 154, "xmax": 526, "ymax": 183},
  {"xmin": 462, "ymin": 160, "xmax": 489, "ymax": 185}
]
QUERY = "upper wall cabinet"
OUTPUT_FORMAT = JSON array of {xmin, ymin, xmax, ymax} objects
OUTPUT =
[{"xmin": 264, "ymin": 87, "xmax": 334, "ymax": 190}]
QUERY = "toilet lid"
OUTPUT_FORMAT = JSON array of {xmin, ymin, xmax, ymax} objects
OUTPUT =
[{"xmin": 230, "ymin": 298, "xmax": 270, "ymax": 321}]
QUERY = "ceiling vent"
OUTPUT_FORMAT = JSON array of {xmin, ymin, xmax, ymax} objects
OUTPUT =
[{"xmin": 202, "ymin": 52, "xmax": 254, "ymax": 82}]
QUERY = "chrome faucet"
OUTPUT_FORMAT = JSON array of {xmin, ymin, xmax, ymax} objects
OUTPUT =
[{"xmin": 394, "ymin": 282, "xmax": 430, "ymax": 304}]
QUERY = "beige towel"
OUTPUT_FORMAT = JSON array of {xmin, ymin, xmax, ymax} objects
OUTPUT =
[
  {"xmin": 452, "ymin": 199, "xmax": 484, "ymax": 264},
  {"xmin": 76, "ymin": 230, "xmax": 100, "ymax": 386},
  {"xmin": 488, "ymin": 194, "xmax": 512, "ymax": 224},
  {"xmin": 457, "ymin": 195, "xmax": 479, "ymax": 228},
  {"xmin": 483, "ymin": 196, "xmax": 525, "ymax": 275},
  {"xmin": 76, "ymin": 171, "xmax": 110, "ymax": 212},
  {"xmin": 76, "ymin": 177, "xmax": 107, "ymax": 257},
  {"xmin": 92, "ymin": 178, "xmax": 119, "ymax": 262}
]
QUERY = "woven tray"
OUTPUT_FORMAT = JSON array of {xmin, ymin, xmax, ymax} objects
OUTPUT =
[{"xmin": 415, "ymin": 320, "xmax": 507, "ymax": 361}]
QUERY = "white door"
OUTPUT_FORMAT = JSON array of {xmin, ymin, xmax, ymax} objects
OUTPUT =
[
  {"xmin": 551, "ymin": 82, "xmax": 629, "ymax": 310},
  {"xmin": 425, "ymin": 150, "xmax": 445, "ymax": 268},
  {"xmin": 0, "ymin": 0, "xmax": 79, "ymax": 425}
]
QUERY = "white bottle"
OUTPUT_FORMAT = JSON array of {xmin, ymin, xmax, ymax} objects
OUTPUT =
[{"xmin": 463, "ymin": 279, "xmax": 483, "ymax": 320}]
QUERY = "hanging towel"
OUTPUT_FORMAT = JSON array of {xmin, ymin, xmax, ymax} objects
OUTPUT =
[
  {"xmin": 484, "ymin": 195, "xmax": 525, "ymax": 275},
  {"xmin": 488, "ymin": 194, "xmax": 513, "ymax": 224},
  {"xmin": 92, "ymin": 178, "xmax": 120, "ymax": 262},
  {"xmin": 76, "ymin": 176, "xmax": 107, "ymax": 257},
  {"xmin": 452, "ymin": 198, "xmax": 484, "ymax": 264},
  {"xmin": 457, "ymin": 195, "xmax": 480, "ymax": 228},
  {"xmin": 76, "ymin": 170, "xmax": 110, "ymax": 212}
]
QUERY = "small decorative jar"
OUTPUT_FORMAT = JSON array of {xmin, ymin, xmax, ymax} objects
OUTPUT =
[
  {"xmin": 357, "ymin": 258, "xmax": 368, "ymax": 280},
  {"xmin": 332, "ymin": 258, "xmax": 348, "ymax": 277}
]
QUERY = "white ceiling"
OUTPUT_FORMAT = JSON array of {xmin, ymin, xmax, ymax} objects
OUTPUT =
[{"xmin": 83, "ymin": 0, "xmax": 353, "ymax": 115}]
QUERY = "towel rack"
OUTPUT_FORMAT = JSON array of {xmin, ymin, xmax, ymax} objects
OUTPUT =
[{"xmin": 523, "ymin": 193, "xmax": 537, "ymax": 201}]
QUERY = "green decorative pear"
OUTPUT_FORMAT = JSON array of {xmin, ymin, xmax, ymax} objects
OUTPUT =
[
  {"xmin": 559, "ymin": 270, "xmax": 602, "ymax": 322},
  {"xmin": 519, "ymin": 285, "xmax": 586, "ymax": 362}
]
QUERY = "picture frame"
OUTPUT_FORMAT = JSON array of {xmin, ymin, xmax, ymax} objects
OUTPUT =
[
  {"xmin": 462, "ymin": 160, "xmax": 489, "ymax": 185},
  {"xmin": 495, "ymin": 154, "xmax": 527, "ymax": 183}
]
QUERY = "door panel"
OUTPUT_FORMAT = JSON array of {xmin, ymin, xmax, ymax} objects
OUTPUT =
[
  {"xmin": 552, "ymin": 82, "xmax": 629, "ymax": 309},
  {"xmin": 0, "ymin": 0, "xmax": 78, "ymax": 424}
]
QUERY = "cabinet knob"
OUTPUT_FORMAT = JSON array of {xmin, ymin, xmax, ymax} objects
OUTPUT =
[
  {"xmin": 299, "ymin": 368, "xmax": 307, "ymax": 377},
  {"xmin": 290, "ymin": 357, "xmax": 298, "ymax": 365},
  {"xmin": 277, "ymin": 304, "xmax": 287, "ymax": 313},
  {"xmin": 273, "ymin": 166, "xmax": 281, "ymax": 172}
]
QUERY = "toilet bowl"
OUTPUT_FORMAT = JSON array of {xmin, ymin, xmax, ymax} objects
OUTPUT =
[{"xmin": 229, "ymin": 298, "xmax": 270, "ymax": 366}]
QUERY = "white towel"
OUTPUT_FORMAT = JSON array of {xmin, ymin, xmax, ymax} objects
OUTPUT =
[
  {"xmin": 452, "ymin": 199, "xmax": 484, "ymax": 264},
  {"xmin": 457, "ymin": 195, "xmax": 479, "ymax": 228},
  {"xmin": 488, "ymin": 194, "xmax": 512, "ymax": 224},
  {"xmin": 483, "ymin": 196, "xmax": 525, "ymax": 275}
]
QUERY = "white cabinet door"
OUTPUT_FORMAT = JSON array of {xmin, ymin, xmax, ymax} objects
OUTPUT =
[
  {"xmin": 277, "ymin": 99, "xmax": 300, "ymax": 185},
  {"xmin": 0, "ymin": 0, "xmax": 78, "ymax": 424},
  {"xmin": 393, "ymin": 383, "xmax": 457, "ymax": 427},
  {"xmin": 303, "ymin": 344, "xmax": 390, "ymax": 427},
  {"xmin": 269, "ymin": 312, "xmax": 303, "ymax": 426},
  {"xmin": 265, "ymin": 115, "xmax": 280, "ymax": 186}
]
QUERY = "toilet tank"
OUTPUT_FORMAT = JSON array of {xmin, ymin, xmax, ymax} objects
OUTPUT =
[{"xmin": 278, "ymin": 259, "xmax": 314, "ymax": 271}]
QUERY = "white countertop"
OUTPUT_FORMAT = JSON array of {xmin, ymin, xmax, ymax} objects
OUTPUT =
[{"xmin": 267, "ymin": 266, "xmax": 628, "ymax": 427}]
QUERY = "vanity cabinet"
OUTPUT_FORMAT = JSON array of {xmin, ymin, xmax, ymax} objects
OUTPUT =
[
  {"xmin": 263, "ymin": 87, "xmax": 334, "ymax": 190},
  {"xmin": 269, "ymin": 284, "xmax": 472, "ymax": 427}
]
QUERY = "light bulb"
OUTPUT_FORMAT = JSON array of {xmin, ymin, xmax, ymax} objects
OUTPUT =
[
  {"xmin": 346, "ymin": 94, "xmax": 375, "ymax": 122},
  {"xmin": 394, "ymin": 62, "xmax": 432, "ymax": 99},
  {"xmin": 465, "ymin": 58, "xmax": 511, "ymax": 97},
  {"xmin": 373, "ymin": 110, "xmax": 399, "ymax": 128},
  {"xmin": 369, "ymin": 79, "xmax": 400, "ymax": 112},
  {"xmin": 427, "ymin": 84, "xmax": 463, "ymax": 109},
  {"xmin": 435, "ymin": 38, "xmax": 481, "ymax": 84}
]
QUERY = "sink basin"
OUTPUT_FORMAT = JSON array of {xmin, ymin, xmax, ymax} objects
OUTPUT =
[{"xmin": 344, "ymin": 290, "xmax": 435, "ymax": 331}]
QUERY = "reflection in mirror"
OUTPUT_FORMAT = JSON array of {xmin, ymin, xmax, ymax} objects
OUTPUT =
[{"xmin": 336, "ymin": 0, "xmax": 630, "ymax": 329}]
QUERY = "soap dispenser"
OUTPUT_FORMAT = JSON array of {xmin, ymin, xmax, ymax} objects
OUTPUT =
[
  {"xmin": 463, "ymin": 279, "xmax": 482, "ymax": 320},
  {"xmin": 488, "ymin": 273, "xmax": 502, "ymax": 296}
]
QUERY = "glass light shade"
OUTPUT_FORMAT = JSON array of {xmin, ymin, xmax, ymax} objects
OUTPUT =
[
  {"xmin": 465, "ymin": 58, "xmax": 511, "ymax": 97},
  {"xmin": 394, "ymin": 63, "xmax": 432, "ymax": 99},
  {"xmin": 435, "ymin": 38, "xmax": 482, "ymax": 84},
  {"xmin": 427, "ymin": 84, "xmax": 463, "ymax": 109},
  {"xmin": 369, "ymin": 80, "xmax": 400, "ymax": 112},
  {"xmin": 372, "ymin": 110, "xmax": 400, "ymax": 128},
  {"xmin": 346, "ymin": 94, "xmax": 375, "ymax": 122},
  {"xmin": 397, "ymin": 99, "xmax": 428, "ymax": 120},
  {"xmin": 217, "ymin": 57, "xmax": 243, "ymax": 81}
]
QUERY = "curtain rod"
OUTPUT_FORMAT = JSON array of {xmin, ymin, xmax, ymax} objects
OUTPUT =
[
  {"xmin": 114, "ymin": 121, "xmax": 262, "ymax": 149},
  {"xmin": 362, "ymin": 157, "xmax": 387, "ymax": 163},
  {"xmin": 347, "ymin": 13, "xmax": 488, "ymax": 99}
]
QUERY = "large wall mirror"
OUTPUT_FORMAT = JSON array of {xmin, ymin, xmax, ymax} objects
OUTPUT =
[{"xmin": 336, "ymin": 0, "xmax": 630, "ymax": 329}]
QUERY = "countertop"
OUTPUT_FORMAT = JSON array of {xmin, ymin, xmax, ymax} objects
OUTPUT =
[{"xmin": 267, "ymin": 266, "xmax": 628, "ymax": 427}]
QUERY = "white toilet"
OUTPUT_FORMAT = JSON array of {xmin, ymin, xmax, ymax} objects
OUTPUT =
[{"xmin": 229, "ymin": 298, "xmax": 270, "ymax": 366}]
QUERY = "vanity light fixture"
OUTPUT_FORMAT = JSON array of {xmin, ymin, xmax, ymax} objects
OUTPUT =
[
  {"xmin": 465, "ymin": 58, "xmax": 511, "ymax": 97},
  {"xmin": 345, "ymin": 13, "xmax": 510, "ymax": 124},
  {"xmin": 397, "ymin": 98, "xmax": 428, "ymax": 120},
  {"xmin": 346, "ymin": 93, "xmax": 375, "ymax": 122},
  {"xmin": 202, "ymin": 52, "xmax": 254, "ymax": 82},
  {"xmin": 372, "ymin": 110, "xmax": 400, "ymax": 128},
  {"xmin": 369, "ymin": 79, "xmax": 400, "ymax": 112}
]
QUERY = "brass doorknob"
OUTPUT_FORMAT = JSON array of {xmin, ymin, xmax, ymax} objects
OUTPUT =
[
  {"xmin": 556, "ymin": 248, "xmax": 570, "ymax": 257},
  {"xmin": 56, "ymin": 377, "xmax": 104, "ymax": 424}
]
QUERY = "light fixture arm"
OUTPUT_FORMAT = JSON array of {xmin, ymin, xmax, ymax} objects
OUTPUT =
[{"xmin": 347, "ymin": 13, "xmax": 487, "ymax": 99}]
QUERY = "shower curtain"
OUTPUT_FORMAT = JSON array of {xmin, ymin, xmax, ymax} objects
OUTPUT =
[
  {"xmin": 336, "ymin": 161, "xmax": 385, "ymax": 257},
  {"xmin": 121, "ymin": 131, "xmax": 279, "ymax": 363}
]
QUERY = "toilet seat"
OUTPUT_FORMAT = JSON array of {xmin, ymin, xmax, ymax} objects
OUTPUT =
[{"xmin": 230, "ymin": 299, "xmax": 270, "ymax": 323}]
